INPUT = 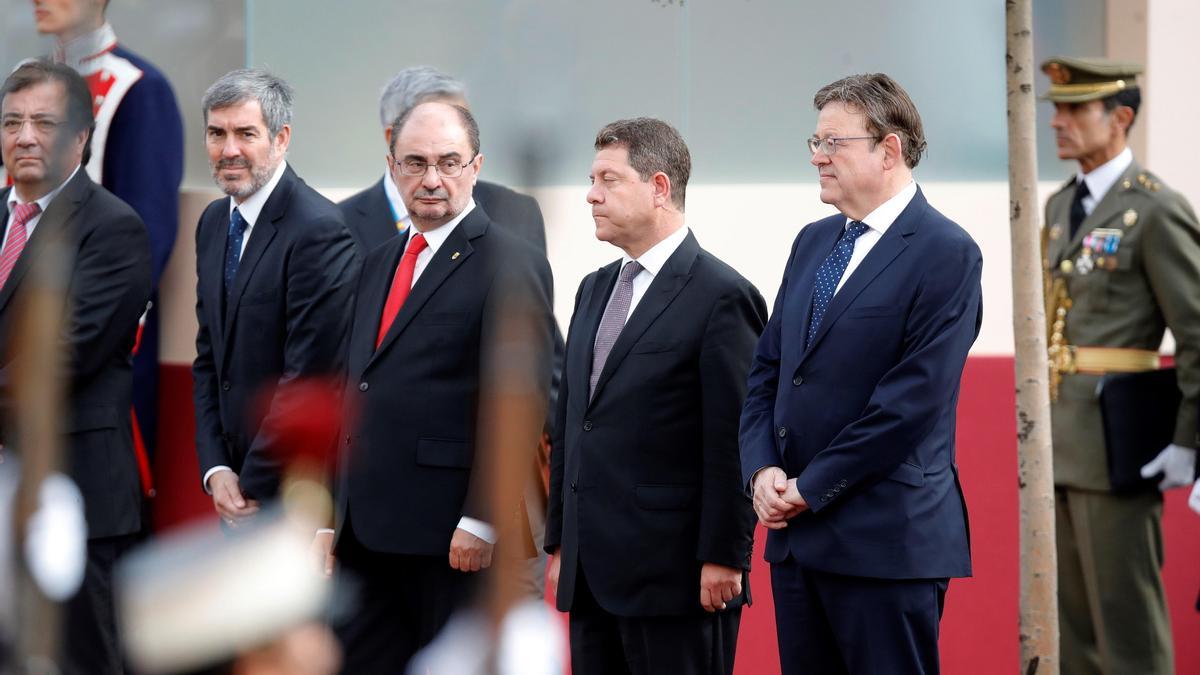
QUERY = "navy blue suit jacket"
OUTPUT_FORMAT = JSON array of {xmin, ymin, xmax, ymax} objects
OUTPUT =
[{"xmin": 739, "ymin": 187, "xmax": 982, "ymax": 580}]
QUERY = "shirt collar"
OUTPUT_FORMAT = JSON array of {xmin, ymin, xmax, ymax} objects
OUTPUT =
[
  {"xmin": 410, "ymin": 199, "xmax": 476, "ymax": 253},
  {"xmin": 228, "ymin": 160, "xmax": 288, "ymax": 226},
  {"xmin": 621, "ymin": 224, "xmax": 690, "ymax": 277},
  {"xmin": 1077, "ymin": 147, "xmax": 1133, "ymax": 205},
  {"xmin": 849, "ymin": 181, "xmax": 917, "ymax": 234},
  {"xmin": 7, "ymin": 164, "xmax": 82, "ymax": 213},
  {"xmin": 54, "ymin": 22, "xmax": 117, "ymax": 70},
  {"xmin": 382, "ymin": 170, "xmax": 410, "ymax": 224}
]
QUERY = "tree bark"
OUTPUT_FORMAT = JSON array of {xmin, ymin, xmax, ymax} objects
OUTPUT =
[{"xmin": 1005, "ymin": 1, "xmax": 1059, "ymax": 673}]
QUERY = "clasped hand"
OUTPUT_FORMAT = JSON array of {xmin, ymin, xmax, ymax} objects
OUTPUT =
[{"xmin": 751, "ymin": 467, "xmax": 808, "ymax": 529}]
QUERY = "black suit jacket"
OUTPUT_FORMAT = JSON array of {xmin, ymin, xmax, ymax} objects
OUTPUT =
[
  {"xmin": 336, "ymin": 205, "xmax": 554, "ymax": 556},
  {"xmin": 0, "ymin": 170, "xmax": 152, "ymax": 539},
  {"xmin": 545, "ymin": 231, "xmax": 766, "ymax": 617},
  {"xmin": 193, "ymin": 165, "xmax": 359, "ymax": 500},
  {"xmin": 338, "ymin": 177, "xmax": 547, "ymax": 256}
]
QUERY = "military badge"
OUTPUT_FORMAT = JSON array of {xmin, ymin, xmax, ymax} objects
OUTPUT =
[
  {"xmin": 1123, "ymin": 209, "xmax": 1138, "ymax": 227},
  {"xmin": 1049, "ymin": 224, "xmax": 1064, "ymax": 241},
  {"xmin": 1075, "ymin": 249, "xmax": 1095, "ymax": 275},
  {"xmin": 1080, "ymin": 228, "xmax": 1123, "ymax": 273},
  {"xmin": 1059, "ymin": 259, "xmax": 1074, "ymax": 274}
]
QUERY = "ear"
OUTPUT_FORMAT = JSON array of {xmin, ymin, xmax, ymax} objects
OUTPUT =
[
  {"xmin": 651, "ymin": 171, "xmax": 672, "ymax": 208},
  {"xmin": 470, "ymin": 153, "xmax": 483, "ymax": 186},
  {"xmin": 1110, "ymin": 105, "xmax": 1134, "ymax": 135},
  {"xmin": 384, "ymin": 126, "xmax": 393, "ymax": 148},
  {"xmin": 274, "ymin": 124, "xmax": 292, "ymax": 154},
  {"xmin": 879, "ymin": 132, "xmax": 904, "ymax": 170}
]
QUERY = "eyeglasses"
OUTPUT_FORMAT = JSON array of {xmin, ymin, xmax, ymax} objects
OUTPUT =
[
  {"xmin": 393, "ymin": 155, "xmax": 476, "ymax": 178},
  {"xmin": 807, "ymin": 135, "xmax": 878, "ymax": 156},
  {"xmin": 1, "ymin": 117, "xmax": 63, "ymax": 136}
]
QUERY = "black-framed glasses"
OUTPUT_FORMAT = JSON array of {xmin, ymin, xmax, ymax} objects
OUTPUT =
[
  {"xmin": 393, "ymin": 155, "xmax": 476, "ymax": 178},
  {"xmin": 807, "ymin": 136, "xmax": 878, "ymax": 156}
]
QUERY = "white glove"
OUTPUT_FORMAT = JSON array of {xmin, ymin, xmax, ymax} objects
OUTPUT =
[
  {"xmin": 1139, "ymin": 443, "xmax": 1196, "ymax": 491},
  {"xmin": 1189, "ymin": 479, "xmax": 1200, "ymax": 516}
]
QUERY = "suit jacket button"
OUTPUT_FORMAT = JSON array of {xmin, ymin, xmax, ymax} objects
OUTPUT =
[
  {"xmin": 344, "ymin": 434, "xmax": 351, "ymax": 444},
  {"xmin": 570, "ymin": 482, "xmax": 577, "ymax": 493},
  {"xmin": 221, "ymin": 381, "xmax": 231, "ymax": 391},
  {"xmin": 777, "ymin": 426, "xmax": 787, "ymax": 438},
  {"xmin": 583, "ymin": 421, "xmax": 593, "ymax": 431},
  {"xmin": 359, "ymin": 382, "xmax": 369, "ymax": 392},
  {"xmin": 792, "ymin": 375, "xmax": 804, "ymax": 386}
]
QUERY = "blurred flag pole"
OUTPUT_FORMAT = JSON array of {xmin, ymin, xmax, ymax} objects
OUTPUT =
[{"xmin": 1005, "ymin": 1, "xmax": 1059, "ymax": 673}]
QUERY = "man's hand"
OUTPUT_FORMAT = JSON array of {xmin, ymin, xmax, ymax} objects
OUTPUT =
[
  {"xmin": 700, "ymin": 562, "xmax": 743, "ymax": 613},
  {"xmin": 1189, "ymin": 479, "xmax": 1200, "ymax": 516},
  {"xmin": 208, "ymin": 470, "xmax": 260, "ymax": 527},
  {"xmin": 448, "ymin": 527, "xmax": 493, "ymax": 572},
  {"xmin": 752, "ymin": 467, "xmax": 802, "ymax": 529},
  {"xmin": 546, "ymin": 551, "xmax": 561, "ymax": 598},
  {"xmin": 310, "ymin": 530, "xmax": 335, "ymax": 578},
  {"xmin": 1139, "ymin": 444, "xmax": 1196, "ymax": 491},
  {"xmin": 781, "ymin": 478, "xmax": 810, "ymax": 513}
]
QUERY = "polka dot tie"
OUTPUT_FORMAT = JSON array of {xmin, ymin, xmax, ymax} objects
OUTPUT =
[
  {"xmin": 224, "ymin": 207, "xmax": 248, "ymax": 301},
  {"xmin": 807, "ymin": 220, "xmax": 869, "ymax": 349}
]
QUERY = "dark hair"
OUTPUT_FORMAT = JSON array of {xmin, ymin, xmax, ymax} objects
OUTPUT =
[
  {"xmin": 593, "ymin": 117, "xmax": 691, "ymax": 210},
  {"xmin": 2, "ymin": 59, "xmax": 95, "ymax": 165},
  {"xmin": 388, "ymin": 102, "xmax": 480, "ymax": 158},
  {"xmin": 813, "ymin": 73, "xmax": 927, "ymax": 169},
  {"xmin": 1101, "ymin": 87, "xmax": 1141, "ymax": 132}
]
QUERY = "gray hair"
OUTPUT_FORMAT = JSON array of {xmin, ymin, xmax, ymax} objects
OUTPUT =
[
  {"xmin": 813, "ymin": 73, "xmax": 927, "ymax": 169},
  {"xmin": 202, "ymin": 68, "xmax": 294, "ymax": 136},
  {"xmin": 378, "ymin": 66, "xmax": 467, "ymax": 128}
]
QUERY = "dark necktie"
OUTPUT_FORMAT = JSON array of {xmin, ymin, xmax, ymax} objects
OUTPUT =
[
  {"xmin": 1069, "ymin": 179, "xmax": 1090, "ymax": 239},
  {"xmin": 807, "ymin": 220, "xmax": 870, "ymax": 349},
  {"xmin": 0, "ymin": 202, "xmax": 41, "ymax": 290},
  {"xmin": 590, "ymin": 260, "xmax": 643, "ymax": 400},
  {"xmin": 376, "ymin": 232, "xmax": 428, "ymax": 348},
  {"xmin": 224, "ymin": 207, "xmax": 248, "ymax": 300}
]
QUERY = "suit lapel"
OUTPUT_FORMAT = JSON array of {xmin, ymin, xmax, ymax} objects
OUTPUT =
[
  {"xmin": 363, "ymin": 177, "xmax": 401, "ymax": 243},
  {"xmin": 368, "ymin": 210, "xmax": 486, "ymax": 366},
  {"xmin": 572, "ymin": 261, "xmax": 619, "ymax": 413},
  {"xmin": 351, "ymin": 231, "xmax": 407, "ymax": 372},
  {"xmin": 588, "ymin": 231, "xmax": 698, "ymax": 405},
  {"xmin": 0, "ymin": 171, "xmax": 89, "ymax": 315},
  {"xmin": 801, "ymin": 189, "xmax": 922, "ymax": 359},
  {"xmin": 791, "ymin": 221, "xmax": 843, "ymax": 351}
]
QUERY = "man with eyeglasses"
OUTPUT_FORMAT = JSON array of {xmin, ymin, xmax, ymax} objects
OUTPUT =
[
  {"xmin": 0, "ymin": 60, "xmax": 151, "ymax": 674},
  {"xmin": 1040, "ymin": 56, "xmax": 1200, "ymax": 675},
  {"xmin": 193, "ymin": 69, "xmax": 358, "ymax": 526},
  {"xmin": 740, "ymin": 73, "xmax": 982, "ymax": 674},
  {"xmin": 328, "ymin": 100, "xmax": 554, "ymax": 672}
]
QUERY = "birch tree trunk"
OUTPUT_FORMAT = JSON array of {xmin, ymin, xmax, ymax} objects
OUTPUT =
[{"xmin": 1005, "ymin": 1, "xmax": 1059, "ymax": 673}]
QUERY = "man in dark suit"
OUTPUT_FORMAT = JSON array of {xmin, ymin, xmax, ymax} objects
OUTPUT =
[
  {"xmin": 329, "ymin": 101, "xmax": 554, "ymax": 672},
  {"xmin": 337, "ymin": 66, "xmax": 562, "ymax": 597},
  {"xmin": 544, "ymin": 118, "xmax": 765, "ymax": 675},
  {"xmin": 192, "ymin": 69, "xmax": 358, "ymax": 524},
  {"xmin": 0, "ymin": 60, "xmax": 151, "ymax": 675},
  {"xmin": 739, "ymin": 74, "xmax": 982, "ymax": 674},
  {"xmin": 338, "ymin": 65, "xmax": 545, "ymax": 256}
]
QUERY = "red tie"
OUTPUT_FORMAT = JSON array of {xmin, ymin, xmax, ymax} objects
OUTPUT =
[
  {"xmin": 0, "ymin": 202, "xmax": 42, "ymax": 290},
  {"xmin": 376, "ymin": 232, "xmax": 428, "ymax": 348}
]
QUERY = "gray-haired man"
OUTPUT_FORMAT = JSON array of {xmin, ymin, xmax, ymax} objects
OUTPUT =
[{"xmin": 193, "ymin": 69, "xmax": 358, "ymax": 523}]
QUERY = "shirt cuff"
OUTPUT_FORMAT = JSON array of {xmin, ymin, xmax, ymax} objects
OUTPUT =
[
  {"xmin": 202, "ymin": 465, "xmax": 233, "ymax": 494},
  {"xmin": 315, "ymin": 528, "xmax": 335, "ymax": 536},
  {"xmin": 457, "ymin": 516, "xmax": 496, "ymax": 544}
]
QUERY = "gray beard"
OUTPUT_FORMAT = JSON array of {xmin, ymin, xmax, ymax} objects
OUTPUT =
[{"xmin": 212, "ymin": 158, "xmax": 278, "ymax": 200}]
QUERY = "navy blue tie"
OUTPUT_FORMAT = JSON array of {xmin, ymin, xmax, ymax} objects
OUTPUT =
[
  {"xmin": 224, "ymin": 207, "xmax": 248, "ymax": 300},
  {"xmin": 807, "ymin": 220, "xmax": 870, "ymax": 348}
]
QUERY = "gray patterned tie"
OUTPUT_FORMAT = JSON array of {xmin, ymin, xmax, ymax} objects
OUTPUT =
[{"xmin": 589, "ymin": 260, "xmax": 643, "ymax": 400}]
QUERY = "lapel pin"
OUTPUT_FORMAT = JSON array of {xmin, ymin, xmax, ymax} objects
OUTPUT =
[{"xmin": 451, "ymin": 251, "xmax": 460, "ymax": 261}]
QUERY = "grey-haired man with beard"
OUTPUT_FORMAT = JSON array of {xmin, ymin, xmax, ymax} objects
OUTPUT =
[{"xmin": 192, "ymin": 69, "xmax": 358, "ymax": 523}]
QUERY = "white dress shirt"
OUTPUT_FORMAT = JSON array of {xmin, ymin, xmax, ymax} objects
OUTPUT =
[
  {"xmin": 227, "ymin": 159, "xmax": 289, "ymax": 259},
  {"xmin": 2, "ymin": 165, "xmax": 82, "ymax": 252},
  {"xmin": 836, "ymin": 181, "xmax": 917, "ymax": 294},
  {"xmin": 604, "ymin": 224, "xmax": 691, "ymax": 321},
  {"xmin": 1075, "ymin": 147, "xmax": 1133, "ymax": 217},
  {"xmin": 382, "ymin": 171, "xmax": 413, "ymax": 233}
]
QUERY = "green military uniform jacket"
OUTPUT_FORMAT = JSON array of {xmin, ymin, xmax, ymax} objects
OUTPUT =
[{"xmin": 1045, "ymin": 160, "xmax": 1200, "ymax": 490}]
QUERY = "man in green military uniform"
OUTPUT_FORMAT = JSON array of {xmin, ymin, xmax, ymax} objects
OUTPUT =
[{"xmin": 1042, "ymin": 56, "xmax": 1200, "ymax": 674}]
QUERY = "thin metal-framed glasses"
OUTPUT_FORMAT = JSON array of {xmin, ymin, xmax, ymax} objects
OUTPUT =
[
  {"xmin": 393, "ymin": 155, "xmax": 477, "ymax": 178},
  {"xmin": 807, "ymin": 136, "xmax": 878, "ymax": 156}
]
